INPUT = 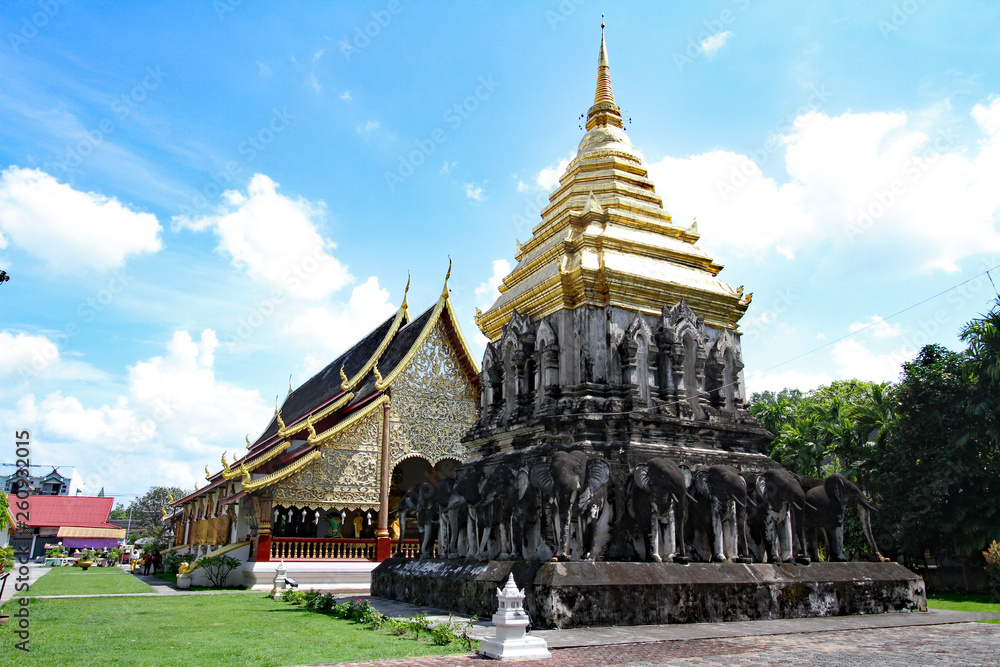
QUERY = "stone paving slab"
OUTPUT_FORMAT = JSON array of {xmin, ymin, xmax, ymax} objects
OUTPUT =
[{"xmin": 294, "ymin": 623, "xmax": 1000, "ymax": 666}]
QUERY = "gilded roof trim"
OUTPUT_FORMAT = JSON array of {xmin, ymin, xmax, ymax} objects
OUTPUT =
[
  {"xmin": 241, "ymin": 450, "xmax": 322, "ymax": 492},
  {"xmin": 340, "ymin": 302, "xmax": 409, "ymax": 392},
  {"xmin": 278, "ymin": 391, "xmax": 355, "ymax": 439},
  {"xmin": 221, "ymin": 440, "xmax": 290, "ymax": 479},
  {"xmin": 310, "ymin": 393, "xmax": 390, "ymax": 444}
]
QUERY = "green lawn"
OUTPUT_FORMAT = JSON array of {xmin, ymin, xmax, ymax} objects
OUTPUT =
[
  {"xmin": 24, "ymin": 567, "xmax": 154, "ymax": 596},
  {"xmin": 928, "ymin": 594, "xmax": 1000, "ymax": 623},
  {"xmin": 0, "ymin": 593, "xmax": 470, "ymax": 666}
]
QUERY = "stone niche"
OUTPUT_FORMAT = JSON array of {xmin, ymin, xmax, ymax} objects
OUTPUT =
[{"xmin": 371, "ymin": 559, "xmax": 927, "ymax": 629}]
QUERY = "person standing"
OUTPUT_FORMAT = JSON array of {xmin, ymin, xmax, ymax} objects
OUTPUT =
[
  {"xmin": 143, "ymin": 551, "xmax": 152, "ymax": 576},
  {"xmin": 152, "ymin": 551, "xmax": 163, "ymax": 574}
]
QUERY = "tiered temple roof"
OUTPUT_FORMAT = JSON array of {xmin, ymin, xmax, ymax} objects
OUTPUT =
[{"xmin": 476, "ymin": 26, "xmax": 752, "ymax": 341}]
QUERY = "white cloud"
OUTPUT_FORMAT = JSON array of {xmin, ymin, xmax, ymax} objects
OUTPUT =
[
  {"xmin": 340, "ymin": 90, "xmax": 353, "ymax": 101},
  {"xmin": 38, "ymin": 392, "xmax": 156, "ymax": 452},
  {"xmin": 172, "ymin": 173, "xmax": 353, "ymax": 300},
  {"xmin": 0, "ymin": 330, "xmax": 107, "ymax": 392},
  {"xmin": 0, "ymin": 166, "xmax": 162, "ymax": 272},
  {"xmin": 440, "ymin": 161, "xmax": 457, "ymax": 176},
  {"xmin": 700, "ymin": 31, "xmax": 733, "ymax": 58},
  {"xmin": 746, "ymin": 369, "xmax": 832, "ymax": 394},
  {"xmin": 465, "ymin": 182, "xmax": 486, "ymax": 202},
  {"xmin": 306, "ymin": 72, "xmax": 321, "ymax": 93},
  {"xmin": 128, "ymin": 329, "xmax": 272, "ymax": 446},
  {"xmin": 647, "ymin": 99, "xmax": 1000, "ymax": 271},
  {"xmin": 518, "ymin": 154, "xmax": 572, "ymax": 192},
  {"xmin": 830, "ymin": 338, "xmax": 911, "ymax": 383},
  {"xmin": 357, "ymin": 120, "xmax": 380, "ymax": 135},
  {"xmin": 474, "ymin": 259, "xmax": 510, "ymax": 309},
  {"xmin": 283, "ymin": 277, "xmax": 398, "ymax": 364},
  {"xmin": 848, "ymin": 315, "xmax": 904, "ymax": 338},
  {"xmin": 257, "ymin": 61, "xmax": 273, "ymax": 77}
]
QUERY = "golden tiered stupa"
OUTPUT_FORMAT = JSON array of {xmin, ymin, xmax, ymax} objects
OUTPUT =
[{"xmin": 477, "ymin": 26, "xmax": 751, "ymax": 342}]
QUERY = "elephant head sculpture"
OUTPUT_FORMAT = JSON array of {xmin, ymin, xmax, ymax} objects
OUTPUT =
[
  {"xmin": 805, "ymin": 472, "xmax": 882, "ymax": 562},
  {"xmin": 755, "ymin": 468, "xmax": 810, "ymax": 564},
  {"xmin": 628, "ymin": 457, "xmax": 692, "ymax": 563},
  {"xmin": 530, "ymin": 450, "xmax": 611, "ymax": 561},
  {"xmin": 444, "ymin": 468, "xmax": 483, "ymax": 559},
  {"xmin": 693, "ymin": 464, "xmax": 751, "ymax": 563},
  {"xmin": 396, "ymin": 481, "xmax": 437, "ymax": 558}
]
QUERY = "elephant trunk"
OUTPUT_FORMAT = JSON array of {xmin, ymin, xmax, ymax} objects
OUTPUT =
[{"xmin": 858, "ymin": 505, "xmax": 881, "ymax": 559}]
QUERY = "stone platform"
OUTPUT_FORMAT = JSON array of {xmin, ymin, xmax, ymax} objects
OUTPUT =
[{"xmin": 370, "ymin": 559, "xmax": 926, "ymax": 629}]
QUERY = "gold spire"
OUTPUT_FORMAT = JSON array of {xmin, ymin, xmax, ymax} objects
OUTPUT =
[{"xmin": 587, "ymin": 20, "xmax": 623, "ymax": 131}]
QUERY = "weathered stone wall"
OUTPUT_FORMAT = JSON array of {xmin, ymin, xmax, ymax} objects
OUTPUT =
[{"xmin": 372, "ymin": 559, "xmax": 926, "ymax": 629}]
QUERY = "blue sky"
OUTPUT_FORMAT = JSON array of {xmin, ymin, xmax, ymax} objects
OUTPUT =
[{"xmin": 2, "ymin": 1, "xmax": 999, "ymax": 497}]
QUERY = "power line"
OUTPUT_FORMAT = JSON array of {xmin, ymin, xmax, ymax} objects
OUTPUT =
[{"xmin": 758, "ymin": 263, "xmax": 1000, "ymax": 375}]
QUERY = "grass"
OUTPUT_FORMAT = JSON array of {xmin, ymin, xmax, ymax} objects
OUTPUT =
[
  {"xmin": 0, "ymin": 593, "xmax": 471, "ymax": 666},
  {"xmin": 23, "ymin": 567, "xmax": 154, "ymax": 596},
  {"xmin": 927, "ymin": 593, "xmax": 1000, "ymax": 622}
]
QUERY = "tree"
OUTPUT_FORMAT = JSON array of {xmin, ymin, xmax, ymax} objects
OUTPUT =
[
  {"xmin": 0, "ymin": 269, "xmax": 8, "ymax": 285},
  {"xmin": 867, "ymin": 344, "xmax": 999, "ymax": 565},
  {"xmin": 109, "ymin": 502, "xmax": 129, "ymax": 521},
  {"xmin": 0, "ymin": 492, "xmax": 9, "ymax": 531},
  {"xmin": 128, "ymin": 486, "xmax": 186, "ymax": 530}
]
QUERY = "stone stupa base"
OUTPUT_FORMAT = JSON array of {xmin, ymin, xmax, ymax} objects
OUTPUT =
[{"xmin": 371, "ymin": 558, "xmax": 927, "ymax": 629}]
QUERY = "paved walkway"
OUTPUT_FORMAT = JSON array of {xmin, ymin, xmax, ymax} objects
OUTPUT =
[
  {"xmin": 296, "ymin": 623, "xmax": 1000, "ymax": 666},
  {"xmin": 0, "ymin": 562, "xmax": 49, "ymax": 605}
]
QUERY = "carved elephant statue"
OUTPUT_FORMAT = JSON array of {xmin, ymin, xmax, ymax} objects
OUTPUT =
[
  {"xmin": 805, "ymin": 473, "xmax": 882, "ymax": 562},
  {"xmin": 431, "ymin": 476, "xmax": 458, "ymax": 559},
  {"xmin": 530, "ymin": 450, "xmax": 611, "ymax": 561},
  {"xmin": 396, "ymin": 481, "xmax": 437, "ymax": 558},
  {"xmin": 513, "ymin": 467, "xmax": 551, "ymax": 561},
  {"xmin": 473, "ymin": 465, "xmax": 519, "ymax": 560},
  {"xmin": 444, "ymin": 468, "xmax": 483, "ymax": 559},
  {"xmin": 755, "ymin": 468, "xmax": 810, "ymax": 564},
  {"xmin": 627, "ymin": 457, "xmax": 692, "ymax": 563},
  {"xmin": 693, "ymin": 464, "xmax": 751, "ymax": 563}
]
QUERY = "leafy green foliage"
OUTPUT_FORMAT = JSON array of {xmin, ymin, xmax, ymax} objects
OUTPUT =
[
  {"xmin": 983, "ymin": 540, "xmax": 1000, "ymax": 597},
  {"xmin": 199, "ymin": 554, "xmax": 242, "ymax": 588},
  {"xmin": 0, "ymin": 492, "xmax": 9, "ymax": 531},
  {"xmin": 0, "ymin": 545, "xmax": 15, "ymax": 573}
]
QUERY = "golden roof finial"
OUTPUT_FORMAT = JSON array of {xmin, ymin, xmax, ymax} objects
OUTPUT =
[
  {"xmin": 238, "ymin": 459, "xmax": 251, "ymax": 485},
  {"xmin": 276, "ymin": 410, "xmax": 286, "ymax": 432},
  {"xmin": 221, "ymin": 450, "xmax": 231, "ymax": 474},
  {"xmin": 442, "ymin": 256, "xmax": 452, "ymax": 298},
  {"xmin": 587, "ymin": 19, "xmax": 623, "ymax": 131},
  {"xmin": 288, "ymin": 374, "xmax": 293, "ymax": 396},
  {"xmin": 167, "ymin": 491, "xmax": 174, "ymax": 504},
  {"xmin": 204, "ymin": 465, "xmax": 211, "ymax": 480},
  {"xmin": 245, "ymin": 434, "xmax": 251, "ymax": 448},
  {"xmin": 340, "ymin": 364, "xmax": 350, "ymax": 391},
  {"xmin": 162, "ymin": 506, "xmax": 168, "ymax": 519},
  {"xmin": 306, "ymin": 416, "xmax": 318, "ymax": 442},
  {"xmin": 373, "ymin": 361, "xmax": 384, "ymax": 389},
  {"xmin": 194, "ymin": 482, "xmax": 199, "ymax": 491},
  {"xmin": 402, "ymin": 272, "xmax": 411, "ymax": 310}
]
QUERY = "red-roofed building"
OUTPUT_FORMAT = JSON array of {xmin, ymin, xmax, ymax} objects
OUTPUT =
[{"xmin": 7, "ymin": 494, "xmax": 126, "ymax": 559}]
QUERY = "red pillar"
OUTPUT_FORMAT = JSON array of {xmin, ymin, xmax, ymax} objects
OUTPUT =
[
  {"xmin": 376, "ymin": 535, "xmax": 391, "ymax": 562},
  {"xmin": 255, "ymin": 534, "xmax": 271, "ymax": 562}
]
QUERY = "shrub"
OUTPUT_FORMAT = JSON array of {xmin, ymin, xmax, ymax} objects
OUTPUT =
[
  {"xmin": 199, "ymin": 554, "xmax": 242, "ymax": 588},
  {"xmin": 283, "ymin": 589, "xmax": 306, "ymax": 604},
  {"xmin": 407, "ymin": 612, "xmax": 432, "ymax": 640},
  {"xmin": 162, "ymin": 554, "xmax": 186, "ymax": 575},
  {"xmin": 983, "ymin": 540, "xmax": 1000, "ymax": 597},
  {"xmin": 0, "ymin": 546, "xmax": 16, "ymax": 573}
]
